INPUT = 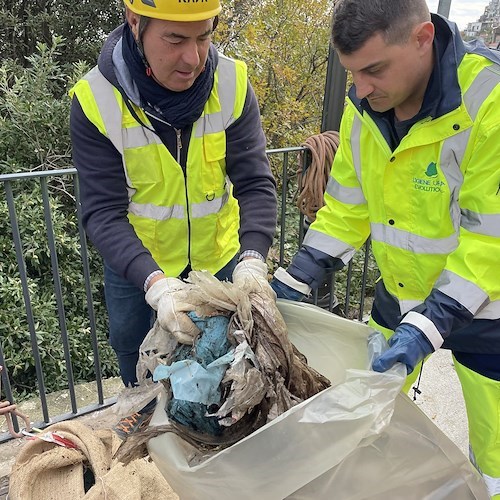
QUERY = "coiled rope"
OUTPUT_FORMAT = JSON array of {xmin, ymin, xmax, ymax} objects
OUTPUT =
[{"xmin": 296, "ymin": 130, "xmax": 340, "ymax": 221}]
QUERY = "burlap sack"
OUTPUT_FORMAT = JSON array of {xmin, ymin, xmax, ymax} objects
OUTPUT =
[{"xmin": 8, "ymin": 420, "xmax": 177, "ymax": 500}]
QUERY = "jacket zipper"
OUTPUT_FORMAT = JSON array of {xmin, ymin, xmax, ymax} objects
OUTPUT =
[
  {"xmin": 142, "ymin": 108, "xmax": 192, "ymax": 271},
  {"xmin": 176, "ymin": 128, "xmax": 192, "ymax": 267}
]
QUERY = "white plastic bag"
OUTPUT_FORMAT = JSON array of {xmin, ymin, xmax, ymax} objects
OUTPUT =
[{"xmin": 148, "ymin": 301, "xmax": 489, "ymax": 499}]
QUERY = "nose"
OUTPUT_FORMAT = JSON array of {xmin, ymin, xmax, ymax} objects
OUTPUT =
[
  {"xmin": 353, "ymin": 74, "xmax": 375, "ymax": 100},
  {"xmin": 181, "ymin": 40, "xmax": 201, "ymax": 68}
]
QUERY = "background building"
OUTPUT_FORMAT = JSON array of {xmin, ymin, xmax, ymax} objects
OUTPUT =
[{"xmin": 465, "ymin": 0, "xmax": 500, "ymax": 46}]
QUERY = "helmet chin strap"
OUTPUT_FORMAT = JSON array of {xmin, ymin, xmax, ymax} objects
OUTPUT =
[
  {"xmin": 136, "ymin": 16, "xmax": 153, "ymax": 77},
  {"xmin": 136, "ymin": 43, "xmax": 153, "ymax": 77}
]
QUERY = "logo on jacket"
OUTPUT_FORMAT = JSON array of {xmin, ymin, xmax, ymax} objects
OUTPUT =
[
  {"xmin": 413, "ymin": 162, "xmax": 444, "ymax": 193},
  {"xmin": 424, "ymin": 162, "xmax": 438, "ymax": 178}
]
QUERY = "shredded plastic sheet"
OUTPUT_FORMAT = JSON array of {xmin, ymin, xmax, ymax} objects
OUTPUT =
[
  {"xmin": 116, "ymin": 271, "xmax": 330, "ymax": 447},
  {"xmin": 148, "ymin": 301, "xmax": 490, "ymax": 500}
]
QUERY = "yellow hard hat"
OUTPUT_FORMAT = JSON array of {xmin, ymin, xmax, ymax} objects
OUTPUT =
[{"xmin": 124, "ymin": 0, "xmax": 221, "ymax": 22}]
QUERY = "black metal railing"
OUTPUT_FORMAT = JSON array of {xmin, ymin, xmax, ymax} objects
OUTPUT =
[
  {"xmin": 0, "ymin": 147, "xmax": 374, "ymax": 443},
  {"xmin": 1, "ymin": 168, "xmax": 113, "ymax": 442}
]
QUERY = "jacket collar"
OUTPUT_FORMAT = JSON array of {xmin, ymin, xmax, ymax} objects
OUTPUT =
[{"xmin": 97, "ymin": 24, "xmax": 123, "ymax": 88}]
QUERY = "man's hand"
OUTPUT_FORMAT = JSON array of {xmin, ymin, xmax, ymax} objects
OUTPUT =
[
  {"xmin": 145, "ymin": 278, "xmax": 200, "ymax": 344},
  {"xmin": 232, "ymin": 259, "xmax": 275, "ymax": 300},
  {"xmin": 0, "ymin": 400, "xmax": 17, "ymax": 416},
  {"xmin": 372, "ymin": 324, "xmax": 435, "ymax": 374}
]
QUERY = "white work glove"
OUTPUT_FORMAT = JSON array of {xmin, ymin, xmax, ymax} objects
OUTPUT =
[
  {"xmin": 145, "ymin": 278, "xmax": 200, "ymax": 344},
  {"xmin": 232, "ymin": 259, "xmax": 276, "ymax": 300}
]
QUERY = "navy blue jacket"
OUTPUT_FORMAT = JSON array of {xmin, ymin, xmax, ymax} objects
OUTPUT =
[{"xmin": 70, "ymin": 25, "xmax": 277, "ymax": 290}]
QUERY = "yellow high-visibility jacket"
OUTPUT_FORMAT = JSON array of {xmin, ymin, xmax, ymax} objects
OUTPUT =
[{"xmin": 303, "ymin": 48, "xmax": 500, "ymax": 352}]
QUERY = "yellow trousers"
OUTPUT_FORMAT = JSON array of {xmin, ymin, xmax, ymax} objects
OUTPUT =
[{"xmin": 454, "ymin": 357, "xmax": 500, "ymax": 499}]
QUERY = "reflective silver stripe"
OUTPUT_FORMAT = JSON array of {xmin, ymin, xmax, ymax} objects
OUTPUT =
[
  {"xmin": 325, "ymin": 177, "xmax": 367, "ymax": 205},
  {"xmin": 123, "ymin": 125, "xmax": 162, "ymax": 148},
  {"xmin": 463, "ymin": 65, "xmax": 500, "ymax": 121},
  {"xmin": 483, "ymin": 474, "xmax": 500, "ymax": 497},
  {"xmin": 436, "ymin": 269, "xmax": 489, "ymax": 314},
  {"xmin": 194, "ymin": 55, "xmax": 237, "ymax": 137},
  {"xmin": 350, "ymin": 116, "xmax": 362, "ymax": 185},
  {"xmin": 399, "ymin": 297, "xmax": 500, "ymax": 319},
  {"xmin": 439, "ymin": 65, "xmax": 500, "ymax": 233},
  {"xmin": 303, "ymin": 228, "xmax": 356, "ymax": 263},
  {"xmin": 84, "ymin": 67, "xmax": 135, "ymax": 199},
  {"xmin": 401, "ymin": 311, "xmax": 444, "ymax": 350},
  {"xmin": 476, "ymin": 300, "xmax": 500, "ymax": 319},
  {"xmin": 461, "ymin": 208, "xmax": 500, "ymax": 237},
  {"xmin": 129, "ymin": 192, "xmax": 230, "ymax": 220},
  {"xmin": 84, "ymin": 67, "xmax": 126, "ymax": 154},
  {"xmin": 191, "ymin": 190, "xmax": 229, "ymax": 218},
  {"xmin": 438, "ymin": 135, "xmax": 465, "ymax": 233},
  {"xmin": 370, "ymin": 223, "xmax": 458, "ymax": 254},
  {"xmin": 129, "ymin": 195, "xmax": 230, "ymax": 220},
  {"xmin": 399, "ymin": 299, "xmax": 423, "ymax": 315},
  {"xmin": 468, "ymin": 448, "xmax": 500, "ymax": 496},
  {"xmin": 129, "ymin": 201, "xmax": 184, "ymax": 220}
]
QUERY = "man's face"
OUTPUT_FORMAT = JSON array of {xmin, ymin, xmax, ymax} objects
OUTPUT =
[
  {"xmin": 338, "ymin": 28, "xmax": 433, "ymax": 120},
  {"xmin": 132, "ymin": 15, "xmax": 213, "ymax": 92}
]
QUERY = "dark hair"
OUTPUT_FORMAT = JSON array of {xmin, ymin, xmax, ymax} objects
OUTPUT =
[{"xmin": 331, "ymin": 0, "xmax": 430, "ymax": 54}]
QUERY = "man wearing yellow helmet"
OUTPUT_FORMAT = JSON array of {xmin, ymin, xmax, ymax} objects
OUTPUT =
[{"xmin": 69, "ymin": 0, "xmax": 277, "ymax": 437}]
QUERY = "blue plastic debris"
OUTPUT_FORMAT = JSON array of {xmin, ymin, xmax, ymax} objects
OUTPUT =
[{"xmin": 153, "ymin": 312, "xmax": 233, "ymax": 435}]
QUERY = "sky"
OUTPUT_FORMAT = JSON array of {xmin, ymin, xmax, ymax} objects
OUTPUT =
[{"xmin": 427, "ymin": 0, "xmax": 488, "ymax": 30}]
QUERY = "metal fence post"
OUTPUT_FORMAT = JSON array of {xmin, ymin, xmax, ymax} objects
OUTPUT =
[
  {"xmin": 437, "ymin": 0, "xmax": 452, "ymax": 19},
  {"xmin": 321, "ymin": 44, "xmax": 347, "ymax": 133}
]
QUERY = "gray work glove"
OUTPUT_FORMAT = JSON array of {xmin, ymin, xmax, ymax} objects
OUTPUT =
[
  {"xmin": 145, "ymin": 278, "xmax": 200, "ymax": 344},
  {"xmin": 232, "ymin": 259, "xmax": 276, "ymax": 300}
]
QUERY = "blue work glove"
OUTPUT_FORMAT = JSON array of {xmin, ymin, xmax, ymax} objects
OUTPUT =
[{"xmin": 372, "ymin": 323, "xmax": 435, "ymax": 374}]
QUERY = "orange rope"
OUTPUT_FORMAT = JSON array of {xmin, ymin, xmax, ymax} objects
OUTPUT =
[{"xmin": 296, "ymin": 130, "xmax": 340, "ymax": 221}]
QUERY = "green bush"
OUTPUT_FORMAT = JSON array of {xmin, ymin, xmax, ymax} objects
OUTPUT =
[
  {"xmin": 0, "ymin": 182, "xmax": 118, "ymax": 400},
  {"xmin": 0, "ymin": 37, "xmax": 118, "ymax": 400}
]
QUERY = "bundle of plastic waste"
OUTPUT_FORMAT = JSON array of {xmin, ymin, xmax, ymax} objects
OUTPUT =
[{"xmin": 114, "ymin": 270, "xmax": 331, "ymax": 459}]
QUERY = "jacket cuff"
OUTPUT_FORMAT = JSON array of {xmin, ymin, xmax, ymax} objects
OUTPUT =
[
  {"xmin": 274, "ymin": 267, "xmax": 311, "ymax": 295},
  {"xmin": 240, "ymin": 231, "xmax": 272, "ymax": 260},
  {"xmin": 400, "ymin": 311, "xmax": 444, "ymax": 350}
]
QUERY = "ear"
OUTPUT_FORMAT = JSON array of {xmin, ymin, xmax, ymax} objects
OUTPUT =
[
  {"xmin": 125, "ymin": 7, "xmax": 141, "ymax": 40},
  {"xmin": 414, "ymin": 21, "xmax": 434, "ymax": 54}
]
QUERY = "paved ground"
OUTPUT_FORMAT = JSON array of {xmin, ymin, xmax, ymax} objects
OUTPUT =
[
  {"xmin": 0, "ymin": 348, "xmax": 468, "ymax": 498},
  {"xmin": 411, "ymin": 348, "xmax": 469, "ymax": 457}
]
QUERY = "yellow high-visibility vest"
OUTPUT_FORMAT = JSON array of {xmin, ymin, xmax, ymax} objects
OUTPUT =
[{"xmin": 70, "ymin": 55, "xmax": 248, "ymax": 276}]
